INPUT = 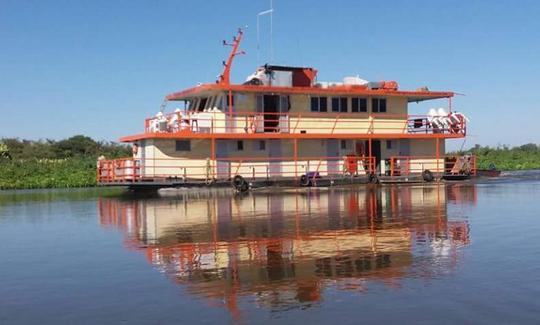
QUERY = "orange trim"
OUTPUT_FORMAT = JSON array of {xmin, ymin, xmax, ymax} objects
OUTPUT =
[
  {"xmin": 120, "ymin": 132, "xmax": 464, "ymax": 142},
  {"xmin": 165, "ymin": 83, "xmax": 453, "ymax": 102}
]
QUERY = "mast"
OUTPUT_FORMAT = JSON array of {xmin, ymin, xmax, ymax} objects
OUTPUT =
[{"xmin": 218, "ymin": 28, "xmax": 245, "ymax": 86}]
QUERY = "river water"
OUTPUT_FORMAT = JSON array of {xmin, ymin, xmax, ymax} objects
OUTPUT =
[{"xmin": 1, "ymin": 173, "xmax": 540, "ymax": 324}]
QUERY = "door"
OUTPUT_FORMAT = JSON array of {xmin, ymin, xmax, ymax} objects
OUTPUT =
[
  {"xmin": 263, "ymin": 95, "xmax": 279, "ymax": 132},
  {"xmin": 372, "ymin": 140, "xmax": 382, "ymax": 171},
  {"xmin": 327, "ymin": 139, "xmax": 340, "ymax": 174},
  {"xmin": 268, "ymin": 139, "xmax": 282, "ymax": 177},
  {"xmin": 216, "ymin": 140, "xmax": 230, "ymax": 179}
]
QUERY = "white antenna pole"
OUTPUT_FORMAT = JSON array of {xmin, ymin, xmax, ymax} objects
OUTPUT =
[
  {"xmin": 256, "ymin": 2, "xmax": 274, "ymax": 64},
  {"xmin": 270, "ymin": 0, "xmax": 273, "ymax": 63},
  {"xmin": 257, "ymin": 14, "xmax": 260, "ymax": 62}
]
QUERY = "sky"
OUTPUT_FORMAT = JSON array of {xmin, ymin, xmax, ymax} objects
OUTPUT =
[{"xmin": 1, "ymin": 0, "xmax": 540, "ymax": 149}]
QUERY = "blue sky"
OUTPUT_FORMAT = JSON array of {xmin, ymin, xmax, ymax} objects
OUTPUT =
[{"xmin": 1, "ymin": 0, "xmax": 539, "ymax": 148}]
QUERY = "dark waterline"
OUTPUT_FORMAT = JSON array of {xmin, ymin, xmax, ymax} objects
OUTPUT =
[{"xmin": 1, "ymin": 173, "xmax": 540, "ymax": 324}]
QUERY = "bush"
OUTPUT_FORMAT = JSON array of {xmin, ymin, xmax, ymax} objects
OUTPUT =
[
  {"xmin": 455, "ymin": 143, "xmax": 540, "ymax": 170},
  {"xmin": 0, "ymin": 136, "xmax": 131, "ymax": 189}
]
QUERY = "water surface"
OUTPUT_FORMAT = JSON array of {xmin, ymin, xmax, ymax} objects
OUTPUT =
[{"xmin": 1, "ymin": 174, "xmax": 540, "ymax": 324}]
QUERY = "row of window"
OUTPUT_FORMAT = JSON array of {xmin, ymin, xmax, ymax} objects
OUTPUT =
[
  {"xmin": 310, "ymin": 97, "xmax": 387, "ymax": 113},
  {"xmin": 175, "ymin": 140, "xmax": 266, "ymax": 152},
  {"xmin": 176, "ymin": 140, "xmax": 394, "ymax": 153}
]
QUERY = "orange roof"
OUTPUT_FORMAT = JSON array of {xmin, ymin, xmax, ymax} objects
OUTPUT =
[{"xmin": 165, "ymin": 83, "xmax": 453, "ymax": 103}]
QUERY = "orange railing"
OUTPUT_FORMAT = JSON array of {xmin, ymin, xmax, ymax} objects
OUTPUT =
[
  {"xmin": 97, "ymin": 156, "xmax": 376, "ymax": 184},
  {"xmin": 143, "ymin": 111, "xmax": 467, "ymax": 136},
  {"xmin": 386, "ymin": 155, "xmax": 476, "ymax": 176}
]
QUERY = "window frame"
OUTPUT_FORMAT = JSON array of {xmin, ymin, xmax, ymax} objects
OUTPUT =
[
  {"xmin": 372, "ymin": 98, "xmax": 387, "ymax": 113},
  {"xmin": 310, "ymin": 96, "xmax": 328, "ymax": 112},
  {"xmin": 351, "ymin": 97, "xmax": 368, "ymax": 113},
  {"xmin": 331, "ymin": 97, "xmax": 348, "ymax": 113}
]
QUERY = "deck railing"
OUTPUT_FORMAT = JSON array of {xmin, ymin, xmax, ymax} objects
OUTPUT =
[
  {"xmin": 97, "ymin": 156, "xmax": 376, "ymax": 183},
  {"xmin": 386, "ymin": 155, "xmax": 476, "ymax": 177},
  {"xmin": 143, "ymin": 111, "xmax": 467, "ymax": 136},
  {"xmin": 97, "ymin": 155, "xmax": 476, "ymax": 184}
]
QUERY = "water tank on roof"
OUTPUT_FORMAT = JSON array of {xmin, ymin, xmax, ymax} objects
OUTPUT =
[{"xmin": 343, "ymin": 76, "xmax": 369, "ymax": 85}]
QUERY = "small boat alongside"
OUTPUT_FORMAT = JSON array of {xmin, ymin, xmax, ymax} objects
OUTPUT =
[{"xmin": 477, "ymin": 164, "xmax": 501, "ymax": 177}]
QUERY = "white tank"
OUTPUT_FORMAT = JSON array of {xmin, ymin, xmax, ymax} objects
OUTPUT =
[
  {"xmin": 343, "ymin": 76, "xmax": 369, "ymax": 85},
  {"xmin": 437, "ymin": 108, "xmax": 448, "ymax": 116}
]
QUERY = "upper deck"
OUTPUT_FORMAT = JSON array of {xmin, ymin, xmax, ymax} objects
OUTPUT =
[
  {"xmin": 119, "ymin": 29, "xmax": 467, "ymax": 142},
  {"xmin": 120, "ymin": 109, "xmax": 466, "ymax": 142}
]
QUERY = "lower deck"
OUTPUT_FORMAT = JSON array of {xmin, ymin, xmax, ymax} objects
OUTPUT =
[{"xmin": 97, "ymin": 137, "xmax": 475, "ymax": 190}]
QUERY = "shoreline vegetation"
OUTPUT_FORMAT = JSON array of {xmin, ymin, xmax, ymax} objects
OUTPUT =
[
  {"xmin": 0, "ymin": 136, "xmax": 130, "ymax": 190},
  {"xmin": 1, "ymin": 136, "xmax": 539, "ymax": 190}
]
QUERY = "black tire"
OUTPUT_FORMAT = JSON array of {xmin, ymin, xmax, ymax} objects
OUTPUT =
[
  {"xmin": 300, "ymin": 174, "xmax": 312, "ymax": 187},
  {"xmin": 232, "ymin": 175, "xmax": 248, "ymax": 192},
  {"xmin": 240, "ymin": 181, "xmax": 249, "ymax": 192},
  {"xmin": 368, "ymin": 173, "xmax": 379, "ymax": 184},
  {"xmin": 422, "ymin": 169, "xmax": 434, "ymax": 182}
]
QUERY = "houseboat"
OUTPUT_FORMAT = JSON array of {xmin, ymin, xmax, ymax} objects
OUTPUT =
[{"xmin": 97, "ymin": 28, "xmax": 475, "ymax": 191}]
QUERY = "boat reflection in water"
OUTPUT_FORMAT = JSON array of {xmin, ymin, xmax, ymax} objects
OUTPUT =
[{"xmin": 98, "ymin": 184, "xmax": 476, "ymax": 318}]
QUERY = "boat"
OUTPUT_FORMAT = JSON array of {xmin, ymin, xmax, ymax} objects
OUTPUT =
[
  {"xmin": 477, "ymin": 164, "xmax": 501, "ymax": 177},
  {"xmin": 97, "ymin": 28, "xmax": 476, "ymax": 191}
]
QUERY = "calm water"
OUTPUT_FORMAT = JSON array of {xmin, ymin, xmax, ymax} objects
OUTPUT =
[{"xmin": 1, "ymin": 174, "xmax": 540, "ymax": 324}]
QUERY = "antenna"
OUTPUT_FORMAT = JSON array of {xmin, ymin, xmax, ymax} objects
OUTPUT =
[{"xmin": 257, "ymin": 0, "xmax": 274, "ymax": 63}]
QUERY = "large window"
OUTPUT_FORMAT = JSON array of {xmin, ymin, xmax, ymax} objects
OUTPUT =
[
  {"xmin": 198, "ymin": 97, "xmax": 208, "ymax": 112},
  {"xmin": 175, "ymin": 140, "xmax": 191, "ymax": 151},
  {"xmin": 331, "ymin": 97, "xmax": 348, "ymax": 112},
  {"xmin": 351, "ymin": 97, "xmax": 367, "ymax": 112},
  {"xmin": 310, "ymin": 96, "xmax": 328, "ymax": 112},
  {"xmin": 372, "ymin": 98, "xmax": 387, "ymax": 113}
]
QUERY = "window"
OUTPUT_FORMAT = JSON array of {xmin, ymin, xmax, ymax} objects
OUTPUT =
[
  {"xmin": 331, "ymin": 97, "xmax": 348, "ymax": 112},
  {"xmin": 258, "ymin": 140, "xmax": 266, "ymax": 151},
  {"xmin": 351, "ymin": 97, "xmax": 367, "ymax": 112},
  {"xmin": 310, "ymin": 96, "xmax": 328, "ymax": 112},
  {"xmin": 175, "ymin": 140, "xmax": 191, "ymax": 151},
  {"xmin": 189, "ymin": 98, "xmax": 199, "ymax": 111},
  {"xmin": 341, "ymin": 140, "xmax": 347, "ymax": 150},
  {"xmin": 198, "ymin": 97, "xmax": 208, "ymax": 112},
  {"xmin": 237, "ymin": 140, "xmax": 244, "ymax": 151},
  {"xmin": 206, "ymin": 96, "xmax": 215, "ymax": 110},
  {"xmin": 386, "ymin": 140, "xmax": 393, "ymax": 149},
  {"xmin": 372, "ymin": 98, "xmax": 387, "ymax": 113}
]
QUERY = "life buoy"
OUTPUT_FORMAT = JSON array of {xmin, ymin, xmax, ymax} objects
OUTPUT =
[{"xmin": 422, "ymin": 169, "xmax": 434, "ymax": 182}]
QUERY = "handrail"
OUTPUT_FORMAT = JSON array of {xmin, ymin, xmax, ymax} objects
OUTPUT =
[
  {"xmin": 97, "ymin": 155, "xmax": 377, "ymax": 183},
  {"xmin": 143, "ymin": 110, "xmax": 467, "ymax": 136},
  {"xmin": 387, "ymin": 155, "xmax": 476, "ymax": 176}
]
